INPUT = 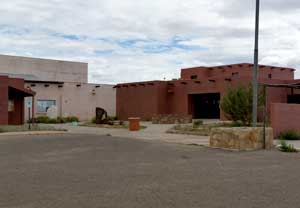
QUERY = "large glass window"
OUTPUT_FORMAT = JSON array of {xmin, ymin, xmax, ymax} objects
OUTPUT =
[{"xmin": 37, "ymin": 100, "xmax": 56, "ymax": 113}]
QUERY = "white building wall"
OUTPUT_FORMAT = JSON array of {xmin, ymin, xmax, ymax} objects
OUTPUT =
[
  {"xmin": 0, "ymin": 54, "xmax": 88, "ymax": 83},
  {"xmin": 24, "ymin": 82, "xmax": 116, "ymax": 121}
]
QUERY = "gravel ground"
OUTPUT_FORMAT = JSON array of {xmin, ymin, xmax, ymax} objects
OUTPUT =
[{"xmin": 1, "ymin": 134, "xmax": 300, "ymax": 208}]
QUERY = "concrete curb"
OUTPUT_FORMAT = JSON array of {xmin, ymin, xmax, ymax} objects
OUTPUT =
[
  {"xmin": 0, "ymin": 131, "xmax": 68, "ymax": 137},
  {"xmin": 274, "ymin": 144, "xmax": 300, "ymax": 151}
]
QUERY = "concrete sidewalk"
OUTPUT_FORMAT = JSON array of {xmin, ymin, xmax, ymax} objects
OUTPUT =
[
  {"xmin": 0, "ymin": 131, "xmax": 67, "ymax": 138},
  {"xmin": 16, "ymin": 122, "xmax": 300, "ymax": 150},
  {"xmin": 274, "ymin": 140, "xmax": 300, "ymax": 150},
  {"xmin": 47, "ymin": 122, "xmax": 210, "ymax": 146}
]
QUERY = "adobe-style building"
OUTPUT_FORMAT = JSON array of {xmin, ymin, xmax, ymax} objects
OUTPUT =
[
  {"xmin": 0, "ymin": 76, "xmax": 35, "ymax": 125},
  {"xmin": 0, "ymin": 54, "xmax": 116, "ymax": 121},
  {"xmin": 116, "ymin": 63, "xmax": 300, "ymax": 121}
]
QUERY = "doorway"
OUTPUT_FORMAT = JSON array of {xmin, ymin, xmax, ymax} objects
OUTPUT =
[
  {"xmin": 288, "ymin": 94, "xmax": 300, "ymax": 104},
  {"xmin": 189, "ymin": 93, "xmax": 220, "ymax": 119}
]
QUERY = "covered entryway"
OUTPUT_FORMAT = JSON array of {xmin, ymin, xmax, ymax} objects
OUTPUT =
[
  {"xmin": 0, "ymin": 75, "xmax": 35, "ymax": 125},
  {"xmin": 8, "ymin": 86, "xmax": 35, "ymax": 125},
  {"xmin": 189, "ymin": 93, "xmax": 220, "ymax": 119}
]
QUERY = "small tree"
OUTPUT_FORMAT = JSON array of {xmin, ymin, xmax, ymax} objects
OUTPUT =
[{"xmin": 220, "ymin": 85, "xmax": 264, "ymax": 126}]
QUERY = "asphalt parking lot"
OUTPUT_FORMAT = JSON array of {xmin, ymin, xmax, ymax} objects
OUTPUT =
[{"xmin": 1, "ymin": 134, "xmax": 300, "ymax": 208}]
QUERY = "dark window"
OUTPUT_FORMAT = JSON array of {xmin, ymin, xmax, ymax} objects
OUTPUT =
[
  {"xmin": 190, "ymin": 75, "xmax": 198, "ymax": 79},
  {"xmin": 268, "ymin": 73, "xmax": 272, "ymax": 79}
]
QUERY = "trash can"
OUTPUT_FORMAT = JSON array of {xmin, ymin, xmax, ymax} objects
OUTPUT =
[{"xmin": 128, "ymin": 117, "xmax": 140, "ymax": 131}]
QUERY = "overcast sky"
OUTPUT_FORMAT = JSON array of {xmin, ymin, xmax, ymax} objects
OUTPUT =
[{"xmin": 1, "ymin": 0, "xmax": 300, "ymax": 84}]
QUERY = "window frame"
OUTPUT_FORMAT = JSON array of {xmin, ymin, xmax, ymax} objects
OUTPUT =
[{"xmin": 37, "ymin": 99, "xmax": 56, "ymax": 113}]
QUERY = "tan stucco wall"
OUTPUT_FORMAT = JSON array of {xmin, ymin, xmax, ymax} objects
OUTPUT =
[
  {"xmin": 24, "ymin": 82, "xmax": 116, "ymax": 121},
  {"xmin": 0, "ymin": 54, "xmax": 87, "ymax": 83}
]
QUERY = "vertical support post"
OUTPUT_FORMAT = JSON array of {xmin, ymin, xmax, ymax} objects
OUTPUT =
[
  {"xmin": 32, "ymin": 96, "xmax": 35, "ymax": 126},
  {"xmin": 252, "ymin": 0, "xmax": 260, "ymax": 127},
  {"xmin": 263, "ymin": 85, "xmax": 267, "ymax": 149},
  {"xmin": 28, "ymin": 107, "xmax": 31, "ymax": 130}
]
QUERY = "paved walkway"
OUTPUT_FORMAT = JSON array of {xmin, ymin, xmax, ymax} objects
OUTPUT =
[
  {"xmin": 50, "ymin": 122, "xmax": 300, "ymax": 150},
  {"xmin": 48, "ymin": 122, "xmax": 210, "ymax": 146},
  {"xmin": 273, "ymin": 140, "xmax": 300, "ymax": 150},
  {"xmin": 4, "ymin": 122, "xmax": 300, "ymax": 150}
]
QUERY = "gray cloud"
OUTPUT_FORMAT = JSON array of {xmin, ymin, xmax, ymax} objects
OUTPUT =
[{"xmin": 0, "ymin": 0, "xmax": 299, "ymax": 84}]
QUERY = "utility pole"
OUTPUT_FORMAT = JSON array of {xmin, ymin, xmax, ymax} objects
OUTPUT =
[{"xmin": 252, "ymin": 0, "xmax": 260, "ymax": 127}]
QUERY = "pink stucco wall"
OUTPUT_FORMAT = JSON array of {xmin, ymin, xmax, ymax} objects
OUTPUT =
[
  {"xmin": 270, "ymin": 103, "xmax": 300, "ymax": 137},
  {"xmin": 24, "ymin": 82, "xmax": 116, "ymax": 121}
]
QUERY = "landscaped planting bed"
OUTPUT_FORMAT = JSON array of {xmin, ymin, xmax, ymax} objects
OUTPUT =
[{"xmin": 166, "ymin": 121, "xmax": 243, "ymax": 136}]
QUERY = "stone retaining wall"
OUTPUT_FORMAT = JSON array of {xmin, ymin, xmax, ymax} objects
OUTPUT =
[
  {"xmin": 152, "ymin": 114, "xmax": 192, "ymax": 124},
  {"xmin": 210, "ymin": 127, "xmax": 273, "ymax": 150}
]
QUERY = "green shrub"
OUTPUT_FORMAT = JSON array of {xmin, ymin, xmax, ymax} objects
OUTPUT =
[
  {"xmin": 228, "ymin": 121, "xmax": 243, "ymax": 127},
  {"xmin": 278, "ymin": 140, "xmax": 298, "ymax": 153},
  {"xmin": 91, "ymin": 117, "xmax": 96, "ymax": 124},
  {"xmin": 32, "ymin": 116, "xmax": 50, "ymax": 123},
  {"xmin": 31, "ymin": 116, "xmax": 79, "ymax": 124},
  {"xmin": 193, "ymin": 120, "xmax": 203, "ymax": 128},
  {"xmin": 278, "ymin": 130, "xmax": 300, "ymax": 141},
  {"xmin": 220, "ymin": 85, "xmax": 264, "ymax": 126},
  {"xmin": 56, "ymin": 117, "xmax": 66, "ymax": 123}
]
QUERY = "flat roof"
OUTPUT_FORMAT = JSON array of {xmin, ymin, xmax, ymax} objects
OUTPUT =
[
  {"xmin": 0, "ymin": 54, "xmax": 88, "ymax": 65},
  {"xmin": 182, "ymin": 63, "xmax": 296, "ymax": 71},
  {"xmin": 262, "ymin": 82, "xmax": 300, "ymax": 89},
  {"xmin": 0, "ymin": 72, "xmax": 39, "ymax": 81}
]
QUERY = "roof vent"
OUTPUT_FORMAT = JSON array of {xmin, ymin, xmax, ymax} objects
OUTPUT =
[
  {"xmin": 190, "ymin": 75, "xmax": 198, "ymax": 80},
  {"xmin": 232, "ymin": 72, "xmax": 239, "ymax": 77}
]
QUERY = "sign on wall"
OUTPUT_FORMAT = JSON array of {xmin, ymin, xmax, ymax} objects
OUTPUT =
[
  {"xmin": 26, "ymin": 99, "xmax": 32, "ymax": 108},
  {"xmin": 8, "ymin": 100, "xmax": 14, "ymax": 112}
]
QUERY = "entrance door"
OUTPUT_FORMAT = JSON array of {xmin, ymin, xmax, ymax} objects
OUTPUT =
[
  {"xmin": 190, "ymin": 93, "xmax": 220, "ymax": 119},
  {"xmin": 288, "ymin": 94, "xmax": 300, "ymax": 104}
]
